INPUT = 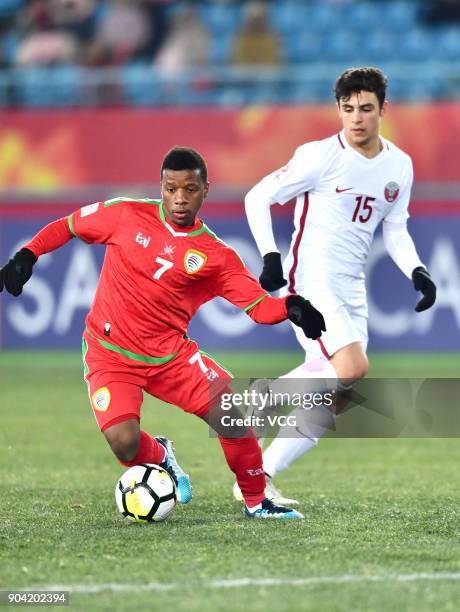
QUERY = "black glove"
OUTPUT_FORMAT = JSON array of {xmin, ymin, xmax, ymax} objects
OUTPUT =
[
  {"xmin": 412, "ymin": 266, "xmax": 436, "ymax": 312},
  {"xmin": 0, "ymin": 248, "xmax": 37, "ymax": 296},
  {"xmin": 259, "ymin": 252, "xmax": 287, "ymax": 292},
  {"xmin": 286, "ymin": 295, "xmax": 326, "ymax": 340}
]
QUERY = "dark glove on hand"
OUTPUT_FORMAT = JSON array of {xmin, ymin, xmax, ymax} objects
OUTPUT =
[
  {"xmin": 0, "ymin": 248, "xmax": 37, "ymax": 296},
  {"xmin": 412, "ymin": 266, "xmax": 436, "ymax": 312},
  {"xmin": 259, "ymin": 252, "xmax": 287, "ymax": 292},
  {"xmin": 286, "ymin": 295, "xmax": 326, "ymax": 340}
]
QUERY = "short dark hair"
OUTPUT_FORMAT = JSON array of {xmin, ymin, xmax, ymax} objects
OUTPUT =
[
  {"xmin": 161, "ymin": 147, "xmax": 208, "ymax": 183},
  {"xmin": 334, "ymin": 67, "xmax": 388, "ymax": 108}
]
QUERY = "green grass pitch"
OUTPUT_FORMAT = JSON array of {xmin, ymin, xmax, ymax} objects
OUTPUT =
[{"xmin": 1, "ymin": 351, "xmax": 460, "ymax": 611}]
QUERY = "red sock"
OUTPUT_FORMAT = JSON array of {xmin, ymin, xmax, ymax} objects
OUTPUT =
[
  {"xmin": 119, "ymin": 431, "xmax": 166, "ymax": 467},
  {"xmin": 219, "ymin": 433, "xmax": 266, "ymax": 506}
]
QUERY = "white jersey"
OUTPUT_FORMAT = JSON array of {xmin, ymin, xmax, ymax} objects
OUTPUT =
[{"xmin": 246, "ymin": 130, "xmax": 414, "ymax": 296}]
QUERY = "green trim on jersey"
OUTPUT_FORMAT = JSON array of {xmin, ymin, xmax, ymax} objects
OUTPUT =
[
  {"xmin": 244, "ymin": 294, "xmax": 269, "ymax": 312},
  {"xmin": 199, "ymin": 350, "xmax": 234, "ymax": 378},
  {"xmin": 95, "ymin": 336, "xmax": 178, "ymax": 364},
  {"xmin": 159, "ymin": 200, "xmax": 167, "ymax": 223},
  {"xmin": 159, "ymin": 201, "xmax": 209, "ymax": 237},
  {"xmin": 81, "ymin": 337, "xmax": 91, "ymax": 397},
  {"xmin": 201, "ymin": 224, "xmax": 218, "ymax": 239},
  {"xmin": 82, "ymin": 337, "xmax": 89, "ymax": 380},
  {"xmin": 187, "ymin": 225, "xmax": 206, "ymax": 237},
  {"xmin": 68, "ymin": 214, "xmax": 78, "ymax": 238},
  {"xmin": 103, "ymin": 197, "xmax": 161, "ymax": 207},
  {"xmin": 67, "ymin": 214, "xmax": 89, "ymax": 243}
]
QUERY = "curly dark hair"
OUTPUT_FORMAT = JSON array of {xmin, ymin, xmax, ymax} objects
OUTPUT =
[
  {"xmin": 334, "ymin": 67, "xmax": 388, "ymax": 108},
  {"xmin": 161, "ymin": 147, "xmax": 208, "ymax": 183}
]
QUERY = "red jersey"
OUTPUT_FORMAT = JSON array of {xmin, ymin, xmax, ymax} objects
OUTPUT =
[{"xmin": 25, "ymin": 198, "xmax": 288, "ymax": 362}]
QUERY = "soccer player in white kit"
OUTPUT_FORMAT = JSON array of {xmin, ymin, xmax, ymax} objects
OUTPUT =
[{"xmin": 234, "ymin": 67, "xmax": 437, "ymax": 504}]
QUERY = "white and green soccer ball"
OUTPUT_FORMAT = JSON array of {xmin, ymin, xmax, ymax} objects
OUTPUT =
[{"xmin": 115, "ymin": 464, "xmax": 177, "ymax": 523}]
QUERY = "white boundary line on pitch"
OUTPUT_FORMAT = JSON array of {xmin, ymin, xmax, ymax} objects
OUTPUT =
[{"xmin": 35, "ymin": 573, "xmax": 460, "ymax": 594}]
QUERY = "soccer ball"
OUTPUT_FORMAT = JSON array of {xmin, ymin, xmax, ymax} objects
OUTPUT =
[{"xmin": 115, "ymin": 463, "xmax": 177, "ymax": 523}]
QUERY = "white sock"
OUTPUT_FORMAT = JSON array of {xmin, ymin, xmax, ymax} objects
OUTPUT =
[
  {"xmin": 262, "ymin": 355, "xmax": 338, "ymax": 477},
  {"xmin": 246, "ymin": 502, "xmax": 262, "ymax": 512},
  {"xmin": 263, "ymin": 436, "xmax": 317, "ymax": 478}
]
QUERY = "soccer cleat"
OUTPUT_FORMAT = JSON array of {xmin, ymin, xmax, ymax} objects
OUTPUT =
[
  {"xmin": 244, "ymin": 498, "xmax": 304, "ymax": 520},
  {"xmin": 233, "ymin": 474, "xmax": 299, "ymax": 506},
  {"xmin": 156, "ymin": 437, "xmax": 192, "ymax": 504}
]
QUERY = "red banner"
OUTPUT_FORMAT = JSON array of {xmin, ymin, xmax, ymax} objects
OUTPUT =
[{"xmin": 0, "ymin": 104, "xmax": 459, "ymax": 191}]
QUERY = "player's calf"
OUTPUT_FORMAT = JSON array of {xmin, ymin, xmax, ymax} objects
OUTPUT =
[
  {"xmin": 104, "ymin": 419, "xmax": 141, "ymax": 463},
  {"xmin": 103, "ymin": 420, "xmax": 167, "ymax": 468}
]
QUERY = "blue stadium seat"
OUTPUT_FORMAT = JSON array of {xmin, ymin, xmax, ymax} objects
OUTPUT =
[
  {"xmin": 342, "ymin": 2, "xmax": 383, "ymax": 33},
  {"xmin": 0, "ymin": 30, "xmax": 20, "ymax": 65},
  {"xmin": 267, "ymin": 1, "xmax": 306, "ymax": 35},
  {"xmin": 210, "ymin": 33, "xmax": 233, "ymax": 64},
  {"xmin": 120, "ymin": 65, "xmax": 162, "ymax": 106},
  {"xmin": 166, "ymin": 77, "xmax": 221, "ymax": 107},
  {"xmin": 197, "ymin": 3, "xmax": 242, "ymax": 34},
  {"xmin": 402, "ymin": 81, "xmax": 440, "ymax": 102},
  {"xmin": 379, "ymin": 2, "xmax": 418, "ymax": 33},
  {"xmin": 397, "ymin": 28, "xmax": 434, "ymax": 62},
  {"xmin": 361, "ymin": 30, "xmax": 400, "ymax": 63},
  {"xmin": 305, "ymin": 3, "xmax": 345, "ymax": 34},
  {"xmin": 388, "ymin": 75, "xmax": 450, "ymax": 102},
  {"xmin": 387, "ymin": 77, "xmax": 413, "ymax": 101},
  {"xmin": 432, "ymin": 27, "xmax": 460, "ymax": 61},
  {"xmin": 213, "ymin": 85, "xmax": 248, "ymax": 107},
  {"xmin": 0, "ymin": 72, "xmax": 11, "ymax": 107},
  {"xmin": 51, "ymin": 66, "xmax": 82, "ymax": 106},
  {"xmin": 0, "ymin": 0, "xmax": 24, "ymax": 17},
  {"xmin": 13, "ymin": 67, "xmax": 82, "ymax": 107},
  {"xmin": 286, "ymin": 30, "xmax": 362, "ymax": 65},
  {"xmin": 320, "ymin": 32, "xmax": 362, "ymax": 63},
  {"xmin": 282, "ymin": 33, "xmax": 323, "ymax": 64},
  {"xmin": 291, "ymin": 79, "xmax": 334, "ymax": 104}
]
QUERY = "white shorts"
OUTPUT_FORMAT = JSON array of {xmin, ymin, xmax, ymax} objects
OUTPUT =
[{"xmin": 286, "ymin": 278, "xmax": 368, "ymax": 359}]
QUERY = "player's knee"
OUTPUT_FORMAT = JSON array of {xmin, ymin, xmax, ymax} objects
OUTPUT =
[
  {"xmin": 351, "ymin": 356, "xmax": 368, "ymax": 381},
  {"xmin": 104, "ymin": 422, "xmax": 140, "ymax": 462},
  {"xmin": 336, "ymin": 355, "xmax": 368, "ymax": 382},
  {"xmin": 356, "ymin": 355, "xmax": 369, "ymax": 379}
]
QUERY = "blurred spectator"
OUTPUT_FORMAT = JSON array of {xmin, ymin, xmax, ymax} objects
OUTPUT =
[
  {"xmin": 84, "ymin": 1, "xmax": 151, "ymax": 65},
  {"xmin": 85, "ymin": 0, "xmax": 169, "ymax": 66},
  {"xmin": 51, "ymin": 0, "xmax": 100, "ymax": 42},
  {"xmin": 420, "ymin": 0, "xmax": 460, "ymax": 25},
  {"xmin": 155, "ymin": 6, "xmax": 210, "ymax": 74},
  {"xmin": 14, "ymin": 0, "xmax": 80, "ymax": 65},
  {"xmin": 231, "ymin": 1, "xmax": 283, "ymax": 66},
  {"xmin": 138, "ymin": 0, "xmax": 170, "ymax": 60},
  {"xmin": 15, "ymin": 30, "xmax": 78, "ymax": 65}
]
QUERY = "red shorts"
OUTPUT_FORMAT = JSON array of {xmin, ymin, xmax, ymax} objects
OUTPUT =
[{"xmin": 81, "ymin": 332, "xmax": 233, "ymax": 432}]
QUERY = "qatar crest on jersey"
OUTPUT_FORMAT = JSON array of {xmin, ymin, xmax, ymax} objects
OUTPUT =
[
  {"xmin": 275, "ymin": 162, "xmax": 292, "ymax": 182},
  {"xmin": 384, "ymin": 181, "xmax": 400, "ymax": 203},
  {"xmin": 184, "ymin": 249, "xmax": 207, "ymax": 274}
]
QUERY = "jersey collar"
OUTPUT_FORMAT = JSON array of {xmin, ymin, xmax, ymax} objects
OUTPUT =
[
  {"xmin": 338, "ymin": 130, "xmax": 388, "ymax": 162},
  {"xmin": 159, "ymin": 201, "xmax": 206, "ymax": 237}
]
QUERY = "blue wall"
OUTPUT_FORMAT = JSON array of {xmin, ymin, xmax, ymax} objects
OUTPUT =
[{"xmin": 1, "ymin": 213, "xmax": 459, "ymax": 351}]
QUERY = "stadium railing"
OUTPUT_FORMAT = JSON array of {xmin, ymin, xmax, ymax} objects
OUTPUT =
[{"xmin": 0, "ymin": 62, "xmax": 459, "ymax": 108}]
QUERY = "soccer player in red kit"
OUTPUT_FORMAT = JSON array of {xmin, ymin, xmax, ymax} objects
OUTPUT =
[{"xmin": 0, "ymin": 147, "xmax": 325, "ymax": 519}]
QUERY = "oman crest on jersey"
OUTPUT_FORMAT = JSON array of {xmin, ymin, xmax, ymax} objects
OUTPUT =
[
  {"xmin": 184, "ymin": 249, "xmax": 207, "ymax": 274},
  {"xmin": 384, "ymin": 181, "xmax": 400, "ymax": 203}
]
